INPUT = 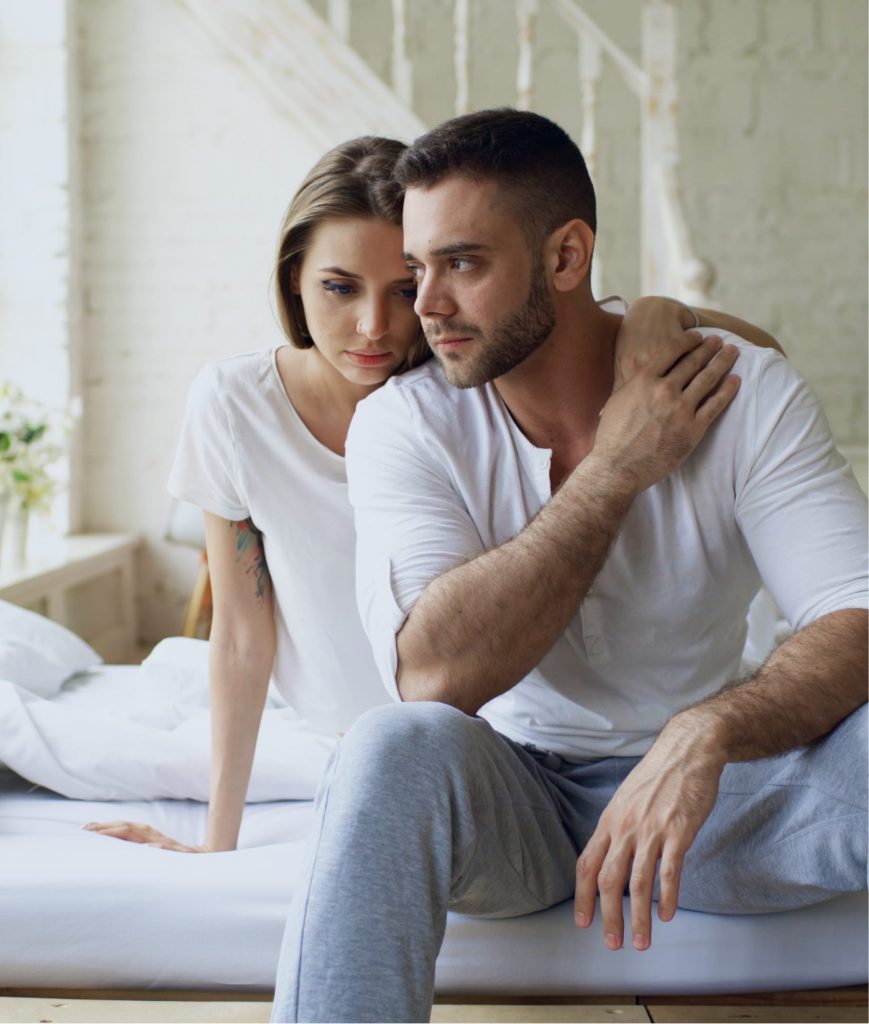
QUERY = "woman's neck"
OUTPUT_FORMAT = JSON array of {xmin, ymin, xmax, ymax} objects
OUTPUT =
[{"xmin": 277, "ymin": 345, "xmax": 378, "ymax": 457}]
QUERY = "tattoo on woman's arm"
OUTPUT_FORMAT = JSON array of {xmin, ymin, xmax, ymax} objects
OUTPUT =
[{"xmin": 232, "ymin": 518, "xmax": 269, "ymax": 605}]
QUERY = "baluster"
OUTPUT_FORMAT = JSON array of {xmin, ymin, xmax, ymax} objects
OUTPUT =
[
  {"xmin": 326, "ymin": 0, "xmax": 350, "ymax": 41},
  {"xmin": 515, "ymin": 0, "xmax": 539, "ymax": 111},
  {"xmin": 391, "ymin": 0, "xmax": 414, "ymax": 108},
  {"xmin": 454, "ymin": 0, "xmax": 470, "ymax": 115},
  {"xmin": 579, "ymin": 32, "xmax": 603, "ymax": 296}
]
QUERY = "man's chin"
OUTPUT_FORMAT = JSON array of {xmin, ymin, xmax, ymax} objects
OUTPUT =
[{"xmin": 437, "ymin": 353, "xmax": 485, "ymax": 390}]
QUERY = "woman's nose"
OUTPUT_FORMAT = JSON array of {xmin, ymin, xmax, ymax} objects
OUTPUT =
[{"xmin": 357, "ymin": 299, "xmax": 389, "ymax": 341}]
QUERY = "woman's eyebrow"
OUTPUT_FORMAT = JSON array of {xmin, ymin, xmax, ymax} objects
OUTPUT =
[{"xmin": 318, "ymin": 265, "xmax": 362, "ymax": 278}]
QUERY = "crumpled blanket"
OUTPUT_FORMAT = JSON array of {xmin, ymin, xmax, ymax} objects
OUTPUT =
[{"xmin": 0, "ymin": 637, "xmax": 336, "ymax": 801}]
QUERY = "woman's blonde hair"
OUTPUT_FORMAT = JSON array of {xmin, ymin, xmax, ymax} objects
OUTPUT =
[{"xmin": 275, "ymin": 137, "xmax": 430, "ymax": 371}]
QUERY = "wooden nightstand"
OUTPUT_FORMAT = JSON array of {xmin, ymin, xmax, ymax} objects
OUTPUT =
[{"xmin": 0, "ymin": 533, "xmax": 140, "ymax": 663}]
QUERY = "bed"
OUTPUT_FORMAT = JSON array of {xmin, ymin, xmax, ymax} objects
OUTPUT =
[{"xmin": 1, "ymin": 599, "xmax": 866, "ymax": 998}]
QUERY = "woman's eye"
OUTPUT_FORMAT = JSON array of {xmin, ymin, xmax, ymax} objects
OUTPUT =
[
  {"xmin": 322, "ymin": 280, "xmax": 354, "ymax": 295},
  {"xmin": 399, "ymin": 287, "xmax": 418, "ymax": 300}
]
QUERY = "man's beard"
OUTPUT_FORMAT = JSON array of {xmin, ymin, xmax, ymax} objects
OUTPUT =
[{"xmin": 425, "ymin": 255, "xmax": 556, "ymax": 389}]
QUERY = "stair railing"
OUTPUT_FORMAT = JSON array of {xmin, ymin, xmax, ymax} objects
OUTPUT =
[{"xmin": 326, "ymin": 0, "xmax": 714, "ymax": 305}]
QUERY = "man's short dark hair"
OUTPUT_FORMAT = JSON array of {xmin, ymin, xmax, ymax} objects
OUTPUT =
[{"xmin": 395, "ymin": 108, "xmax": 596, "ymax": 243}]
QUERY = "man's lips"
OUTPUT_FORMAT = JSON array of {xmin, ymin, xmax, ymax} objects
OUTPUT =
[{"xmin": 431, "ymin": 336, "xmax": 473, "ymax": 351}]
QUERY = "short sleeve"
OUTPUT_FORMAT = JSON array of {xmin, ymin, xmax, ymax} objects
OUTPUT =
[
  {"xmin": 346, "ymin": 386, "xmax": 485, "ymax": 698},
  {"xmin": 167, "ymin": 364, "xmax": 250, "ymax": 522},
  {"xmin": 735, "ymin": 352, "xmax": 868, "ymax": 630}
]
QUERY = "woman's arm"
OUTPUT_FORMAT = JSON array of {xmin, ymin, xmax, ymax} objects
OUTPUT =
[
  {"xmin": 84, "ymin": 510, "xmax": 276, "ymax": 853},
  {"xmin": 201, "ymin": 510, "xmax": 276, "ymax": 851},
  {"xmin": 614, "ymin": 295, "xmax": 785, "ymax": 387},
  {"xmin": 693, "ymin": 305, "xmax": 784, "ymax": 355}
]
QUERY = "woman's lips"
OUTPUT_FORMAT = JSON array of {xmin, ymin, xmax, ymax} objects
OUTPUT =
[{"xmin": 346, "ymin": 350, "xmax": 392, "ymax": 367}]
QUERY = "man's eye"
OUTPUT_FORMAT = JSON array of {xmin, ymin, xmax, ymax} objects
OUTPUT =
[
  {"xmin": 406, "ymin": 265, "xmax": 423, "ymax": 280},
  {"xmin": 451, "ymin": 257, "xmax": 474, "ymax": 271},
  {"xmin": 322, "ymin": 280, "xmax": 354, "ymax": 295}
]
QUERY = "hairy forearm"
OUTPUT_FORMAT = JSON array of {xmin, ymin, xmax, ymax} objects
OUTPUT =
[
  {"xmin": 674, "ymin": 608, "xmax": 867, "ymax": 762},
  {"xmin": 694, "ymin": 306, "xmax": 785, "ymax": 356},
  {"xmin": 206, "ymin": 627, "xmax": 274, "ymax": 851},
  {"xmin": 397, "ymin": 454, "xmax": 634, "ymax": 713}
]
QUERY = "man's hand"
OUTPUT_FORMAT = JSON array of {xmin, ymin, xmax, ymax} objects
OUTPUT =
[
  {"xmin": 614, "ymin": 295, "xmax": 701, "ymax": 389},
  {"xmin": 574, "ymin": 715, "xmax": 726, "ymax": 951},
  {"xmin": 82, "ymin": 820, "xmax": 206, "ymax": 853},
  {"xmin": 593, "ymin": 335, "xmax": 740, "ymax": 495}
]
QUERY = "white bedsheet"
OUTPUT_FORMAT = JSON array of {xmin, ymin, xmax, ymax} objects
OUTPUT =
[
  {"xmin": 3, "ymin": 642, "xmax": 866, "ymax": 997},
  {"xmin": 2, "ymin": 770, "xmax": 866, "ymax": 995}
]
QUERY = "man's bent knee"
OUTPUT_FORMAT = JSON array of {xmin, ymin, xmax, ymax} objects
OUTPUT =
[{"xmin": 328, "ymin": 700, "xmax": 484, "ymax": 801}]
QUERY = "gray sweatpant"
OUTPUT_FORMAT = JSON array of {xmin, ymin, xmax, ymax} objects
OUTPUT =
[{"xmin": 271, "ymin": 701, "xmax": 867, "ymax": 1023}]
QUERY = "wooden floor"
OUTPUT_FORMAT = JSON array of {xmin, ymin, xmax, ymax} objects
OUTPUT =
[{"xmin": 0, "ymin": 989, "xmax": 866, "ymax": 1024}]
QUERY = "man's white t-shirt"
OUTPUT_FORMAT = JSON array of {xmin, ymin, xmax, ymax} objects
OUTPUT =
[
  {"xmin": 346, "ymin": 333, "xmax": 868, "ymax": 760},
  {"xmin": 168, "ymin": 347, "xmax": 389, "ymax": 735}
]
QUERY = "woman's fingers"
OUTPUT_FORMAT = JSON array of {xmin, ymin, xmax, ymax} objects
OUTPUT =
[
  {"xmin": 83, "ymin": 820, "xmax": 165, "ymax": 844},
  {"xmin": 82, "ymin": 820, "xmax": 203, "ymax": 852}
]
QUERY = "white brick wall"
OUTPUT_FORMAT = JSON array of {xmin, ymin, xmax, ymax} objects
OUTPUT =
[
  {"xmin": 9, "ymin": 0, "xmax": 860, "ymax": 645},
  {"xmin": 78, "ymin": 0, "xmax": 322, "ymax": 640},
  {"xmin": 0, "ymin": 3, "xmax": 71, "ymax": 412}
]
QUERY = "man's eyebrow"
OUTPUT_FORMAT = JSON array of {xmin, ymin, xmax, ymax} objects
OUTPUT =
[{"xmin": 402, "ymin": 242, "xmax": 492, "ymax": 261}]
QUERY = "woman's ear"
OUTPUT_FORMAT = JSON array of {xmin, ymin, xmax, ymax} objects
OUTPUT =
[{"xmin": 548, "ymin": 219, "xmax": 594, "ymax": 293}]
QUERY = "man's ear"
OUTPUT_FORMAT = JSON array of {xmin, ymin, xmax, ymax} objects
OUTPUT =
[{"xmin": 548, "ymin": 219, "xmax": 594, "ymax": 292}]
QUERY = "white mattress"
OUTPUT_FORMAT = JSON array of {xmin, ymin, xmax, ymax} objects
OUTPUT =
[{"xmin": 3, "ymin": 770, "xmax": 866, "ymax": 995}]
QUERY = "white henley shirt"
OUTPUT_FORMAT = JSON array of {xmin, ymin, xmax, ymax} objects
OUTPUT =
[{"xmin": 346, "ymin": 331, "xmax": 868, "ymax": 760}]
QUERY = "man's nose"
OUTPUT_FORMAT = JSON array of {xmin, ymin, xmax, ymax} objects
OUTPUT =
[{"xmin": 414, "ymin": 271, "xmax": 454, "ymax": 320}]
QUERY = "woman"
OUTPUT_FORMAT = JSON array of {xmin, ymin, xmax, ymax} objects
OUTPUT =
[{"xmin": 85, "ymin": 136, "xmax": 782, "ymax": 853}]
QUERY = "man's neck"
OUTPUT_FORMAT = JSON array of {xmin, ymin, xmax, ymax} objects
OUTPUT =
[{"xmin": 493, "ymin": 299, "xmax": 621, "ymax": 465}]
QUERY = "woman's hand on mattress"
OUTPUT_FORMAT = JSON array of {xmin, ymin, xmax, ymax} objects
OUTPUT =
[
  {"xmin": 82, "ymin": 820, "xmax": 207, "ymax": 853},
  {"xmin": 613, "ymin": 295, "xmax": 705, "ymax": 389},
  {"xmin": 573, "ymin": 716, "xmax": 727, "ymax": 952}
]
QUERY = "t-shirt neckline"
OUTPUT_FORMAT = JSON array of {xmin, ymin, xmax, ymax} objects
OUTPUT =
[{"xmin": 270, "ymin": 345, "xmax": 346, "ymax": 465}]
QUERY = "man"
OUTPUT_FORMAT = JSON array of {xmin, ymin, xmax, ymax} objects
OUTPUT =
[{"xmin": 271, "ymin": 109, "xmax": 867, "ymax": 1023}]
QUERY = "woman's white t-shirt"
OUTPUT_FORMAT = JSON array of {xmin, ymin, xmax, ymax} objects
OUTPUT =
[{"xmin": 167, "ymin": 346, "xmax": 389, "ymax": 734}]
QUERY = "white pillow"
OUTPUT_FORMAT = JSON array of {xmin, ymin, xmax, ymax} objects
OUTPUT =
[{"xmin": 0, "ymin": 600, "xmax": 102, "ymax": 698}]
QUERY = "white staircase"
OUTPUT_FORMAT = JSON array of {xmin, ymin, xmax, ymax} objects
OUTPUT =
[{"xmin": 181, "ymin": 0, "xmax": 714, "ymax": 306}]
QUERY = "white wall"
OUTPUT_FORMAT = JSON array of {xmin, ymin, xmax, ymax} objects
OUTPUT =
[
  {"xmin": 0, "ymin": 1, "xmax": 81, "ymax": 533},
  {"xmin": 78, "ymin": 0, "xmax": 322, "ymax": 641},
  {"xmin": 65, "ymin": 0, "xmax": 867, "ymax": 644}
]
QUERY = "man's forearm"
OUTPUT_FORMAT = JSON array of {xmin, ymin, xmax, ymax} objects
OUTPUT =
[
  {"xmin": 396, "ymin": 453, "xmax": 634, "ymax": 713},
  {"xmin": 673, "ymin": 608, "xmax": 867, "ymax": 761}
]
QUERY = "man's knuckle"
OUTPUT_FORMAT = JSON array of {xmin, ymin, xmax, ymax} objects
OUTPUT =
[
  {"xmin": 629, "ymin": 872, "xmax": 650, "ymax": 893},
  {"xmin": 598, "ymin": 869, "xmax": 621, "ymax": 892}
]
